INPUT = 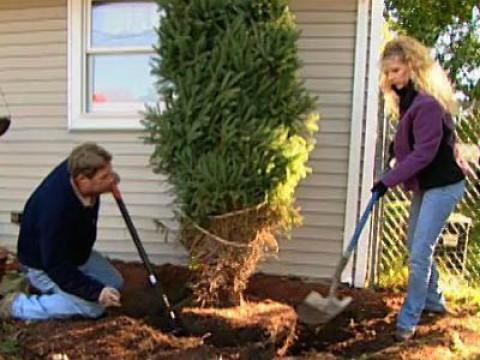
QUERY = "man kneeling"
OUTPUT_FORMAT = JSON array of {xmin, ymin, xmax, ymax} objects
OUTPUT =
[{"xmin": 0, "ymin": 142, "xmax": 123, "ymax": 320}]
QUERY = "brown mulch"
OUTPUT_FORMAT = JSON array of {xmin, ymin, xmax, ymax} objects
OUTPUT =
[
  {"xmin": 1, "ymin": 261, "xmax": 479, "ymax": 359},
  {"xmin": 20, "ymin": 316, "xmax": 206, "ymax": 360},
  {"xmin": 181, "ymin": 300, "xmax": 297, "ymax": 356}
]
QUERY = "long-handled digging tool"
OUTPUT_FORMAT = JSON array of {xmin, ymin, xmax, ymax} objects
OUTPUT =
[
  {"xmin": 0, "ymin": 116, "xmax": 10, "ymax": 137},
  {"xmin": 111, "ymin": 184, "xmax": 184, "ymax": 334},
  {"xmin": 0, "ymin": 86, "xmax": 12, "ymax": 137},
  {"xmin": 297, "ymin": 191, "xmax": 381, "ymax": 326}
]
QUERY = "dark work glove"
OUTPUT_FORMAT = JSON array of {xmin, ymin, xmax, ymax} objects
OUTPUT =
[{"xmin": 371, "ymin": 181, "xmax": 388, "ymax": 197}]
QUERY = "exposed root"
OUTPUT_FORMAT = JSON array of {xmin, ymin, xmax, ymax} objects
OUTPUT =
[{"xmin": 181, "ymin": 204, "xmax": 280, "ymax": 307}]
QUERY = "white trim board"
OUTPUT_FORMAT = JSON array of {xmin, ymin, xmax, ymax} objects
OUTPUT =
[
  {"xmin": 353, "ymin": 0, "xmax": 385, "ymax": 288},
  {"xmin": 341, "ymin": 0, "xmax": 370, "ymax": 284}
]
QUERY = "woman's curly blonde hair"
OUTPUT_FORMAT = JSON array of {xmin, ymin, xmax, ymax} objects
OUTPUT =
[{"xmin": 380, "ymin": 35, "xmax": 458, "ymax": 120}]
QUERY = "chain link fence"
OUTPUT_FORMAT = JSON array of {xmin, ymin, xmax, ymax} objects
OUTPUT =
[{"xmin": 375, "ymin": 108, "xmax": 480, "ymax": 295}]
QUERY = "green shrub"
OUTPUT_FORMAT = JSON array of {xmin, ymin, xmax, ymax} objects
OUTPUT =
[
  {"xmin": 143, "ymin": 0, "xmax": 318, "ymax": 306},
  {"xmin": 145, "ymin": 0, "xmax": 318, "ymax": 222}
]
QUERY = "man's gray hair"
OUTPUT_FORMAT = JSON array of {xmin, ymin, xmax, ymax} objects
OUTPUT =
[{"xmin": 68, "ymin": 142, "xmax": 112, "ymax": 179}]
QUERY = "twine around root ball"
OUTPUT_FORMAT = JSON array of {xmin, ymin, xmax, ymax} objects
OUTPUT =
[{"xmin": 181, "ymin": 204, "xmax": 280, "ymax": 308}]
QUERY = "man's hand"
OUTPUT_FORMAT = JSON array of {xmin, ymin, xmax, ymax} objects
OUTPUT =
[
  {"xmin": 98, "ymin": 287, "xmax": 121, "ymax": 307},
  {"xmin": 112, "ymin": 171, "xmax": 121, "ymax": 185},
  {"xmin": 106, "ymin": 171, "xmax": 121, "ymax": 194}
]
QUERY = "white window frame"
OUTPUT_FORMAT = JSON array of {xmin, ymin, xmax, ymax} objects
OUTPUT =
[{"xmin": 68, "ymin": 0, "xmax": 159, "ymax": 130}]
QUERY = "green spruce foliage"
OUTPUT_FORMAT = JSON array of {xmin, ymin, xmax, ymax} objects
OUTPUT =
[{"xmin": 144, "ymin": 0, "xmax": 318, "ymax": 229}]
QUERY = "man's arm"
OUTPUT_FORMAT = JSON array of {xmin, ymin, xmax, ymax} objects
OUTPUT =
[{"xmin": 38, "ymin": 206, "xmax": 104, "ymax": 302}]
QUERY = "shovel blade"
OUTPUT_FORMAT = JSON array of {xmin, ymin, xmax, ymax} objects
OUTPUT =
[{"xmin": 297, "ymin": 291, "xmax": 352, "ymax": 325}]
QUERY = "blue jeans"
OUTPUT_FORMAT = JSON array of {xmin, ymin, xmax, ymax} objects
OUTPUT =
[
  {"xmin": 11, "ymin": 250, "xmax": 123, "ymax": 320},
  {"xmin": 397, "ymin": 180, "xmax": 465, "ymax": 332}
]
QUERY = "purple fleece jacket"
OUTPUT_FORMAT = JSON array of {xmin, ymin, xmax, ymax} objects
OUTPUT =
[{"xmin": 381, "ymin": 93, "xmax": 456, "ymax": 192}]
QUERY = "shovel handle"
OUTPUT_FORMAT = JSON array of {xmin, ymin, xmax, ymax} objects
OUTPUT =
[
  {"xmin": 111, "ymin": 184, "xmax": 157, "ymax": 277},
  {"xmin": 345, "ymin": 191, "xmax": 381, "ymax": 255},
  {"xmin": 111, "ymin": 184, "xmax": 178, "ymax": 328},
  {"xmin": 328, "ymin": 192, "xmax": 381, "ymax": 296},
  {"xmin": 0, "ymin": 86, "xmax": 12, "ymax": 137},
  {"xmin": 0, "ymin": 117, "xmax": 11, "ymax": 137},
  {"xmin": 111, "ymin": 183, "xmax": 122, "ymax": 201}
]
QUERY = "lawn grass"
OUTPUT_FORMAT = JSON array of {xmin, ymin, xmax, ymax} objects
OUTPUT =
[{"xmin": 379, "ymin": 261, "xmax": 480, "ymax": 314}]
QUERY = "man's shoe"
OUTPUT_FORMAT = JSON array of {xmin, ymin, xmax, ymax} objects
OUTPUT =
[
  {"xmin": 395, "ymin": 328, "xmax": 415, "ymax": 341},
  {"xmin": 0, "ymin": 291, "xmax": 19, "ymax": 319}
]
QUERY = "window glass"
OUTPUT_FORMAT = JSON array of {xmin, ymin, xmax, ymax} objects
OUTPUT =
[
  {"xmin": 87, "ymin": 54, "xmax": 157, "ymax": 113},
  {"xmin": 91, "ymin": 0, "xmax": 158, "ymax": 47}
]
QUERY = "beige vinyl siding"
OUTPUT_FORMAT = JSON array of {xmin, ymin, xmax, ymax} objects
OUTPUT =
[
  {"xmin": 261, "ymin": 0, "xmax": 357, "ymax": 278},
  {"xmin": 0, "ymin": 0, "xmax": 187, "ymax": 265},
  {"xmin": 0, "ymin": 0, "xmax": 359, "ymax": 278}
]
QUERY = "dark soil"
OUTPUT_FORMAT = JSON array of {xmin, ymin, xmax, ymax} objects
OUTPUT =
[
  {"xmin": 181, "ymin": 301, "xmax": 297, "ymax": 356},
  {"xmin": 1, "ymin": 261, "xmax": 479, "ymax": 359}
]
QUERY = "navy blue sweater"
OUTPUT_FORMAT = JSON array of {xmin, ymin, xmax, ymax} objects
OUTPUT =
[{"xmin": 17, "ymin": 160, "xmax": 104, "ymax": 301}]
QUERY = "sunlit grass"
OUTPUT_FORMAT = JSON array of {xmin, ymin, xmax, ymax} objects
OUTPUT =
[
  {"xmin": 377, "ymin": 260, "xmax": 408, "ymax": 292},
  {"xmin": 378, "ymin": 262, "xmax": 480, "ymax": 313},
  {"xmin": 442, "ymin": 274, "xmax": 480, "ymax": 313}
]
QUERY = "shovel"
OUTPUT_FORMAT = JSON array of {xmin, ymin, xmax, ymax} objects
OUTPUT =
[
  {"xmin": 0, "ymin": 86, "xmax": 11, "ymax": 137},
  {"xmin": 297, "ymin": 191, "xmax": 381, "ymax": 326},
  {"xmin": 111, "ymin": 184, "xmax": 184, "ymax": 333},
  {"xmin": 0, "ymin": 116, "xmax": 10, "ymax": 137}
]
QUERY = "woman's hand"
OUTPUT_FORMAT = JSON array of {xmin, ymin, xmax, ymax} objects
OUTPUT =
[
  {"xmin": 454, "ymin": 144, "xmax": 474, "ymax": 177},
  {"xmin": 457, "ymin": 156, "xmax": 474, "ymax": 177},
  {"xmin": 371, "ymin": 181, "xmax": 389, "ymax": 197}
]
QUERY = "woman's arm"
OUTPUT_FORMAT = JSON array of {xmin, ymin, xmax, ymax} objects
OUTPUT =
[{"xmin": 382, "ymin": 100, "xmax": 444, "ymax": 187}]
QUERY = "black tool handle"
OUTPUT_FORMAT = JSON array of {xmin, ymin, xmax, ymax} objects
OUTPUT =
[
  {"xmin": 0, "ymin": 116, "xmax": 10, "ymax": 137},
  {"xmin": 111, "ymin": 184, "xmax": 179, "ymax": 329},
  {"xmin": 0, "ymin": 86, "xmax": 12, "ymax": 137}
]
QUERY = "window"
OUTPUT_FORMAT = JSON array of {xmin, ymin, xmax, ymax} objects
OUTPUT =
[{"xmin": 69, "ymin": 0, "xmax": 159, "ymax": 130}]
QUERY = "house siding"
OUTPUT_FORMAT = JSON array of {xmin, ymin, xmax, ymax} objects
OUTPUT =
[
  {"xmin": 262, "ymin": 0, "xmax": 357, "ymax": 277},
  {"xmin": 0, "ymin": 0, "xmax": 359, "ymax": 279},
  {"xmin": 0, "ymin": 0, "xmax": 185, "ymax": 266}
]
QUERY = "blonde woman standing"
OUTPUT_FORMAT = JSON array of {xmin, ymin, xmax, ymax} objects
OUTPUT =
[{"xmin": 371, "ymin": 36, "xmax": 467, "ymax": 341}]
